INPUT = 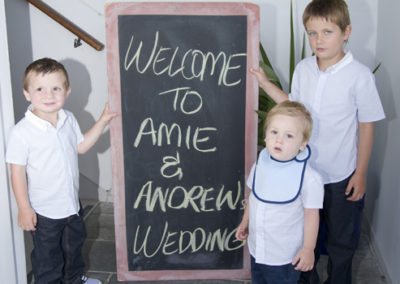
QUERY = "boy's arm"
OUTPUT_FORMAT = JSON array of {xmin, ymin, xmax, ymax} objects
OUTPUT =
[
  {"xmin": 292, "ymin": 208, "xmax": 319, "ymax": 271},
  {"xmin": 77, "ymin": 103, "xmax": 118, "ymax": 154},
  {"xmin": 250, "ymin": 68, "xmax": 288, "ymax": 103},
  {"xmin": 235, "ymin": 199, "xmax": 249, "ymax": 241},
  {"xmin": 10, "ymin": 164, "xmax": 37, "ymax": 231},
  {"xmin": 346, "ymin": 122, "xmax": 374, "ymax": 201}
]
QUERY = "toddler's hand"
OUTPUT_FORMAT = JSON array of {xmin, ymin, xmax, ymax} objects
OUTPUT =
[
  {"xmin": 292, "ymin": 247, "xmax": 315, "ymax": 271},
  {"xmin": 18, "ymin": 207, "xmax": 37, "ymax": 231},
  {"xmin": 99, "ymin": 103, "xmax": 119, "ymax": 125},
  {"xmin": 235, "ymin": 222, "xmax": 249, "ymax": 241}
]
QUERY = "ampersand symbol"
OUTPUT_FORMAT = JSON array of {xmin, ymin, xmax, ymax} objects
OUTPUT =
[{"xmin": 160, "ymin": 151, "xmax": 183, "ymax": 180}]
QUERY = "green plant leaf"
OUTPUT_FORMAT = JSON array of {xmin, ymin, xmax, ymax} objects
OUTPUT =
[
  {"xmin": 260, "ymin": 61, "xmax": 282, "ymax": 89},
  {"xmin": 301, "ymin": 32, "xmax": 306, "ymax": 60},
  {"xmin": 260, "ymin": 42, "xmax": 274, "ymax": 71}
]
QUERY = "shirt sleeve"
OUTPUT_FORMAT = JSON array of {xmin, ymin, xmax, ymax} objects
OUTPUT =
[
  {"xmin": 289, "ymin": 64, "xmax": 301, "ymax": 101},
  {"xmin": 246, "ymin": 163, "xmax": 256, "ymax": 189},
  {"xmin": 68, "ymin": 112, "xmax": 84, "ymax": 145},
  {"xmin": 355, "ymin": 69, "xmax": 385, "ymax": 122},
  {"xmin": 5, "ymin": 126, "xmax": 28, "ymax": 166},
  {"xmin": 301, "ymin": 167, "xmax": 324, "ymax": 209}
]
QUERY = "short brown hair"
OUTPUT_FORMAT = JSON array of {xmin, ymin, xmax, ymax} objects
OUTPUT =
[
  {"xmin": 265, "ymin": 101, "xmax": 313, "ymax": 143},
  {"xmin": 303, "ymin": 0, "xmax": 350, "ymax": 32},
  {"xmin": 23, "ymin": 58, "xmax": 69, "ymax": 91}
]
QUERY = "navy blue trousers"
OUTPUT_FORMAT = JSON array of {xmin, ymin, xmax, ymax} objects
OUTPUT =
[
  {"xmin": 251, "ymin": 256, "xmax": 300, "ymax": 284},
  {"xmin": 31, "ymin": 209, "xmax": 86, "ymax": 284},
  {"xmin": 298, "ymin": 174, "xmax": 364, "ymax": 284}
]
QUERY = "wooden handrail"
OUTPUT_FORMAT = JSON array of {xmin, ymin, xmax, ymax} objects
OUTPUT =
[{"xmin": 27, "ymin": 0, "xmax": 104, "ymax": 51}]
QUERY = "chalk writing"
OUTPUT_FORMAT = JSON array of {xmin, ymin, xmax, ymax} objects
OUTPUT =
[
  {"xmin": 133, "ymin": 222, "xmax": 245, "ymax": 258},
  {"xmin": 133, "ymin": 180, "xmax": 242, "ymax": 212},
  {"xmin": 133, "ymin": 118, "xmax": 217, "ymax": 152},
  {"xmin": 159, "ymin": 87, "xmax": 203, "ymax": 114},
  {"xmin": 118, "ymin": 14, "xmax": 248, "ymax": 271},
  {"xmin": 124, "ymin": 31, "xmax": 246, "ymax": 86},
  {"xmin": 160, "ymin": 152, "xmax": 183, "ymax": 180}
]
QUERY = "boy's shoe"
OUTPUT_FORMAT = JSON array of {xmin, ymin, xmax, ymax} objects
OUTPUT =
[{"xmin": 81, "ymin": 275, "xmax": 102, "ymax": 284}]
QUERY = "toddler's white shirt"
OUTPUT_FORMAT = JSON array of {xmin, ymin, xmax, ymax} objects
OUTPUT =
[
  {"xmin": 247, "ymin": 149, "xmax": 324, "ymax": 265},
  {"xmin": 6, "ymin": 107, "xmax": 84, "ymax": 219}
]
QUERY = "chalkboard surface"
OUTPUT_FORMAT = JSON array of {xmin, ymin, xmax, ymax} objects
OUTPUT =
[{"xmin": 106, "ymin": 2, "xmax": 259, "ymax": 281}]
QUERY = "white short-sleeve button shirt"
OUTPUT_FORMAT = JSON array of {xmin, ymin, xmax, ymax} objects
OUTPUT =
[
  {"xmin": 6, "ymin": 107, "xmax": 84, "ymax": 219},
  {"xmin": 246, "ymin": 150, "xmax": 324, "ymax": 265},
  {"xmin": 290, "ymin": 52, "xmax": 385, "ymax": 183}
]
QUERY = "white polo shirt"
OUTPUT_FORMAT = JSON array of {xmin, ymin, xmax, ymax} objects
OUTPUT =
[
  {"xmin": 290, "ymin": 52, "xmax": 385, "ymax": 183},
  {"xmin": 6, "ymin": 107, "xmax": 84, "ymax": 219}
]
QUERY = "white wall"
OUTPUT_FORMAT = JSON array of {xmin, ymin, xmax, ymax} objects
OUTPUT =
[
  {"xmin": 5, "ymin": 0, "xmax": 398, "ymax": 282},
  {"xmin": 366, "ymin": 0, "xmax": 400, "ymax": 283},
  {"xmin": 0, "ymin": 0, "xmax": 27, "ymax": 282}
]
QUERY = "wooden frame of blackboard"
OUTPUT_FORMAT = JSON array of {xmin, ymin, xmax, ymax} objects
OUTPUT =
[{"xmin": 106, "ymin": 2, "xmax": 259, "ymax": 281}]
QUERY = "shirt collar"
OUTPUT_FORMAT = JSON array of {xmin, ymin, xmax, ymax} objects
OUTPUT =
[
  {"xmin": 25, "ymin": 105, "xmax": 67, "ymax": 131},
  {"xmin": 313, "ymin": 51, "xmax": 353, "ymax": 74}
]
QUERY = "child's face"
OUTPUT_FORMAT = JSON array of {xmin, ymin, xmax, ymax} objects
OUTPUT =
[
  {"xmin": 305, "ymin": 17, "xmax": 351, "ymax": 70},
  {"xmin": 23, "ymin": 71, "xmax": 70, "ymax": 121},
  {"xmin": 264, "ymin": 114, "xmax": 307, "ymax": 161}
]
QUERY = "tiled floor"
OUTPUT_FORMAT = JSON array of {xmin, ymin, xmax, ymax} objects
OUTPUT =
[{"xmin": 82, "ymin": 202, "xmax": 388, "ymax": 284}]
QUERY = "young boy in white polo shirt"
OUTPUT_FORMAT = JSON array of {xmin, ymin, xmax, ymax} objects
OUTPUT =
[
  {"xmin": 250, "ymin": 0, "xmax": 385, "ymax": 283},
  {"xmin": 6, "ymin": 58, "xmax": 118, "ymax": 284},
  {"xmin": 236, "ymin": 101, "xmax": 324, "ymax": 284}
]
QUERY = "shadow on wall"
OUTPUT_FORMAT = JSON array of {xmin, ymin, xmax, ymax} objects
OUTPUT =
[
  {"xmin": 365, "ymin": 62, "xmax": 394, "ymax": 218},
  {"xmin": 62, "ymin": 58, "xmax": 111, "ymax": 200},
  {"xmin": 348, "ymin": 0, "xmax": 392, "ymax": 227},
  {"xmin": 364, "ymin": 0, "xmax": 397, "ymax": 227}
]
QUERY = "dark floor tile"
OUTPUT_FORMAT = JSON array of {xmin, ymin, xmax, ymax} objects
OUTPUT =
[
  {"xmin": 86, "ymin": 213, "xmax": 116, "ymax": 241},
  {"xmin": 92, "ymin": 202, "xmax": 115, "ymax": 215},
  {"xmin": 108, "ymin": 274, "xmax": 250, "ymax": 284},
  {"xmin": 353, "ymin": 255, "xmax": 387, "ymax": 283},
  {"xmin": 83, "ymin": 239, "xmax": 117, "ymax": 272}
]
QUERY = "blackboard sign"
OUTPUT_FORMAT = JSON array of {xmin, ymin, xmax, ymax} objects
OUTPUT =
[{"xmin": 106, "ymin": 2, "xmax": 259, "ymax": 281}]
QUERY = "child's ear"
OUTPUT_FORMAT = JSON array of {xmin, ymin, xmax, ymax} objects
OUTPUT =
[
  {"xmin": 66, "ymin": 87, "xmax": 71, "ymax": 97},
  {"xmin": 23, "ymin": 89, "xmax": 31, "ymax": 102},
  {"xmin": 300, "ymin": 141, "xmax": 308, "ymax": 151},
  {"xmin": 344, "ymin": 25, "xmax": 352, "ymax": 41}
]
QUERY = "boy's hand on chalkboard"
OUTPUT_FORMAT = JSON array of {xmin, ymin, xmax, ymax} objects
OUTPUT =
[
  {"xmin": 250, "ymin": 67, "xmax": 269, "ymax": 87},
  {"xmin": 78, "ymin": 103, "xmax": 119, "ymax": 154},
  {"xmin": 235, "ymin": 222, "xmax": 249, "ymax": 241},
  {"xmin": 99, "ymin": 103, "xmax": 119, "ymax": 126}
]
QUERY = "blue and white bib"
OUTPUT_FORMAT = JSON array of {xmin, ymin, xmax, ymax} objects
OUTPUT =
[{"xmin": 252, "ymin": 146, "xmax": 311, "ymax": 204}]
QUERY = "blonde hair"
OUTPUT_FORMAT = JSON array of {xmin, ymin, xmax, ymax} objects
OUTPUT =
[
  {"xmin": 23, "ymin": 57, "xmax": 69, "ymax": 91},
  {"xmin": 303, "ymin": 0, "xmax": 350, "ymax": 32},
  {"xmin": 265, "ymin": 101, "xmax": 313, "ymax": 142}
]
